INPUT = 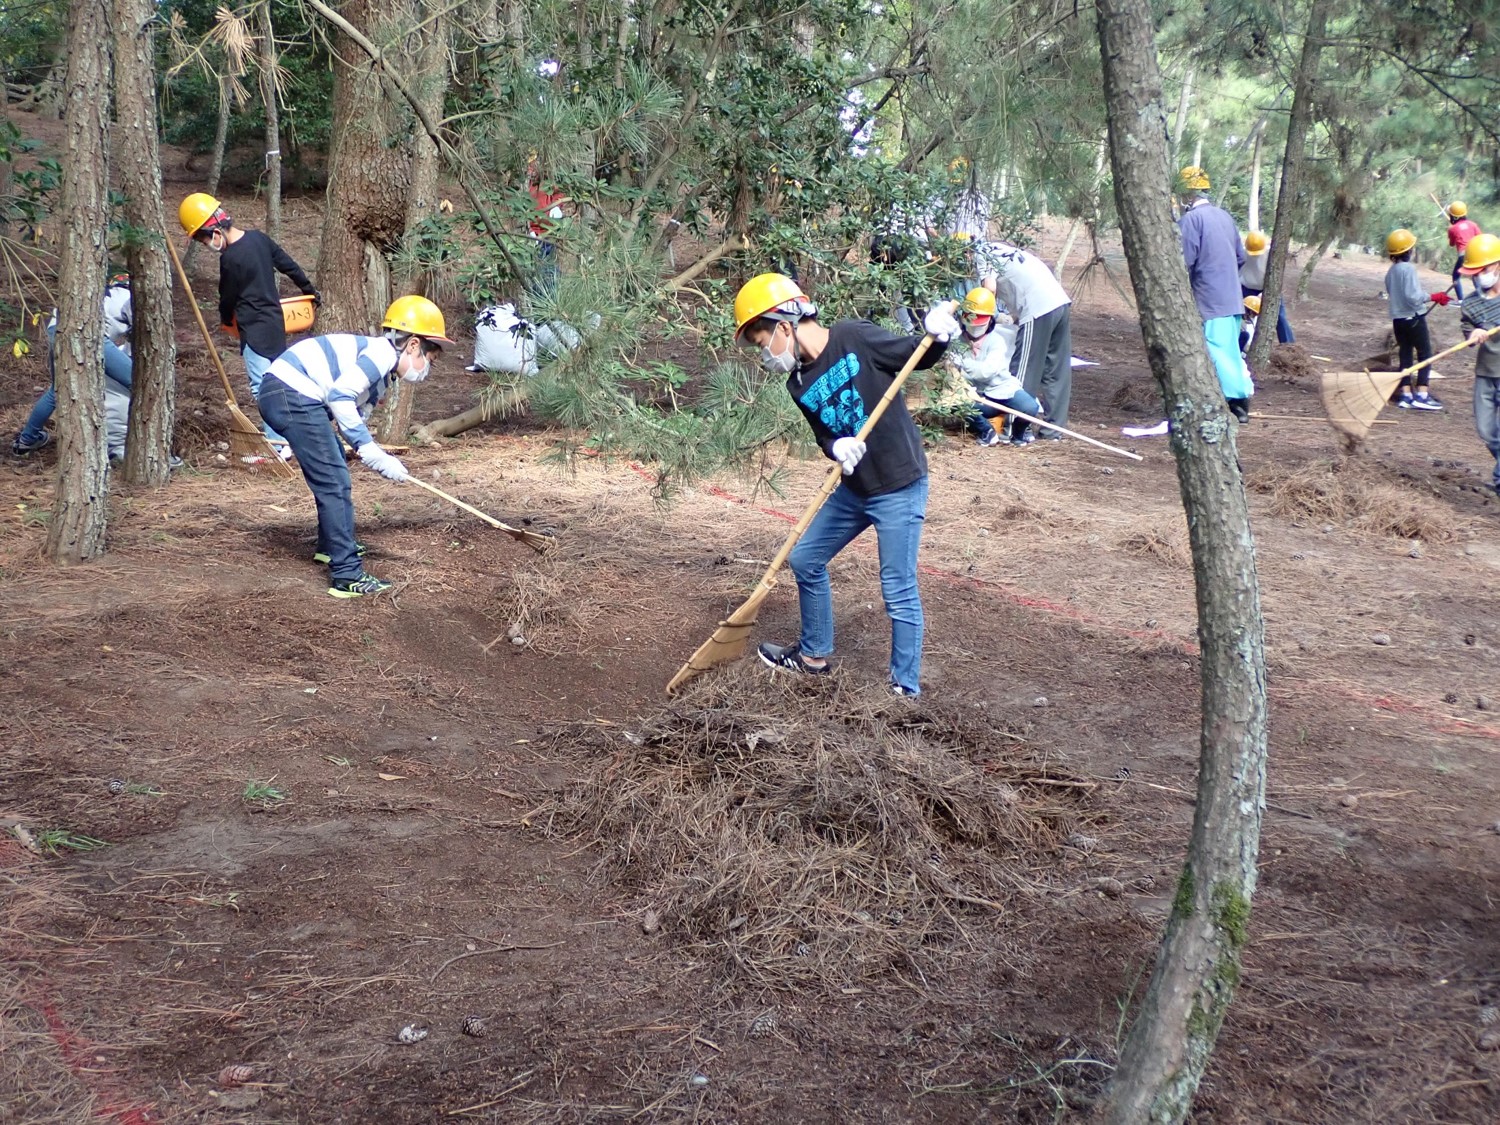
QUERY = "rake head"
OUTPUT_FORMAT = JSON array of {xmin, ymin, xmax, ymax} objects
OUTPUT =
[{"xmin": 1319, "ymin": 368, "xmax": 1405, "ymax": 447}]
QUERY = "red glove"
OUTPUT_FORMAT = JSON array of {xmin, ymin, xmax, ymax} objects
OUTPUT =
[{"xmin": 1430, "ymin": 291, "xmax": 1451, "ymax": 306}]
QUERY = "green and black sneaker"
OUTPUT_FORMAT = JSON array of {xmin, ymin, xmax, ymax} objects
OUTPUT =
[
  {"xmin": 313, "ymin": 542, "xmax": 368, "ymax": 565},
  {"xmin": 328, "ymin": 573, "xmax": 392, "ymax": 599}
]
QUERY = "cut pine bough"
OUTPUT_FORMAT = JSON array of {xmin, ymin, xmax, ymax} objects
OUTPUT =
[
  {"xmin": 165, "ymin": 237, "xmax": 297, "ymax": 480},
  {"xmin": 408, "ymin": 477, "xmax": 554, "ymax": 553},
  {"xmin": 1321, "ymin": 325, "xmax": 1500, "ymax": 444},
  {"xmin": 665, "ymin": 320, "xmax": 948, "ymax": 695}
]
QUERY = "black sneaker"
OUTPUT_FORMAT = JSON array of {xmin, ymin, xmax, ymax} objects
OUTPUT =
[
  {"xmin": 328, "ymin": 573, "xmax": 392, "ymax": 599},
  {"xmin": 313, "ymin": 542, "xmax": 369, "ymax": 565},
  {"xmin": 11, "ymin": 432, "xmax": 52, "ymax": 455},
  {"xmin": 1036, "ymin": 429, "xmax": 1065, "ymax": 440},
  {"xmin": 1410, "ymin": 393, "xmax": 1443, "ymax": 411},
  {"xmin": 757, "ymin": 641, "xmax": 830, "ymax": 676}
]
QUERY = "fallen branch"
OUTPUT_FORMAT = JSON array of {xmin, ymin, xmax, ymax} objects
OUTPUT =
[{"xmin": 431, "ymin": 940, "xmax": 565, "ymax": 982}]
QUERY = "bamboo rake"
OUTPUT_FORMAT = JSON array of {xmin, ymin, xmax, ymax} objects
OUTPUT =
[
  {"xmin": 407, "ymin": 477, "xmax": 554, "ymax": 553},
  {"xmin": 165, "ymin": 238, "xmax": 297, "ymax": 479}
]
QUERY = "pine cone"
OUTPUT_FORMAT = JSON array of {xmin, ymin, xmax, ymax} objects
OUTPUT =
[
  {"xmin": 217, "ymin": 1064, "xmax": 255, "ymax": 1087},
  {"xmin": 748, "ymin": 1011, "xmax": 778, "ymax": 1039},
  {"xmin": 107, "ymin": 778, "xmax": 126, "ymax": 795},
  {"xmin": 461, "ymin": 1015, "xmax": 486, "ymax": 1038}
]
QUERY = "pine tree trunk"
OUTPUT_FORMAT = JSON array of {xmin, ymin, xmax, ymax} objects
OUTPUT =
[
  {"xmin": 1169, "ymin": 63, "xmax": 1194, "ymax": 160},
  {"xmin": 375, "ymin": 0, "xmax": 449, "ymax": 443},
  {"xmin": 1297, "ymin": 231, "xmax": 1336, "ymax": 301},
  {"xmin": 315, "ymin": 0, "xmax": 410, "ymax": 332},
  {"xmin": 48, "ymin": 0, "xmax": 113, "ymax": 564},
  {"xmin": 1247, "ymin": 130, "xmax": 1263, "ymax": 231},
  {"xmin": 1247, "ymin": 0, "xmax": 1329, "ymax": 372},
  {"xmin": 1094, "ymin": 0, "xmax": 1270, "ymax": 1119},
  {"xmin": 186, "ymin": 74, "xmax": 232, "ymax": 274},
  {"xmin": 113, "ymin": 0, "xmax": 176, "ymax": 486},
  {"xmin": 257, "ymin": 0, "xmax": 283, "ymax": 241}
]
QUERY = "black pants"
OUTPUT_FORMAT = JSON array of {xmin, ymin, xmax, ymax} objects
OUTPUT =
[{"xmin": 1392, "ymin": 314, "xmax": 1432, "ymax": 390}]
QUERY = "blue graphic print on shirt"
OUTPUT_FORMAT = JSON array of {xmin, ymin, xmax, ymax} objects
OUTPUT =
[{"xmin": 797, "ymin": 352, "xmax": 866, "ymax": 435}]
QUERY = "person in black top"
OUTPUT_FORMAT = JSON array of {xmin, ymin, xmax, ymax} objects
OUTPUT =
[
  {"xmin": 732, "ymin": 273, "xmax": 957, "ymax": 696},
  {"xmin": 178, "ymin": 192, "xmax": 319, "ymax": 451}
]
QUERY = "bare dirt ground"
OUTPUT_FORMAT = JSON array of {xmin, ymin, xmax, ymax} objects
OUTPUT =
[{"xmin": 4, "ymin": 114, "xmax": 1500, "ymax": 1122}]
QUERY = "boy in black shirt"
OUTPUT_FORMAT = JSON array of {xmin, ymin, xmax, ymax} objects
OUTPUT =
[
  {"xmin": 732, "ymin": 273, "xmax": 956, "ymax": 696},
  {"xmin": 178, "ymin": 192, "xmax": 319, "ymax": 451}
]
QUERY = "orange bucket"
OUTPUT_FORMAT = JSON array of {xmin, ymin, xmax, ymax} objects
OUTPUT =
[{"xmin": 223, "ymin": 295, "xmax": 318, "ymax": 338}]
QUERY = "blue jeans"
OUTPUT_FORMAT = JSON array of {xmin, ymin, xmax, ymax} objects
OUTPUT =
[
  {"xmin": 17, "ymin": 325, "xmax": 133, "ymax": 444},
  {"xmin": 969, "ymin": 387, "xmax": 1042, "ymax": 440},
  {"xmin": 1454, "ymin": 256, "xmax": 1468, "ymax": 301},
  {"xmin": 257, "ymin": 375, "xmax": 363, "ymax": 580},
  {"xmin": 1476, "ymin": 376, "xmax": 1500, "ymax": 490},
  {"xmin": 243, "ymin": 344, "xmax": 288, "ymax": 445},
  {"xmin": 788, "ymin": 475, "xmax": 928, "ymax": 694}
]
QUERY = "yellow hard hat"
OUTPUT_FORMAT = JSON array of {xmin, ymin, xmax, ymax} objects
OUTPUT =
[
  {"xmin": 381, "ymin": 295, "xmax": 453, "ymax": 343},
  {"xmin": 1178, "ymin": 165, "xmax": 1210, "ymax": 191},
  {"xmin": 1243, "ymin": 295, "xmax": 1262, "ymax": 316},
  {"xmin": 1244, "ymin": 231, "xmax": 1268, "ymax": 255},
  {"xmin": 1448, "ymin": 200, "xmax": 1468, "ymax": 219},
  {"xmin": 733, "ymin": 273, "xmax": 811, "ymax": 340},
  {"xmin": 961, "ymin": 287, "xmax": 996, "ymax": 317},
  {"xmin": 179, "ymin": 192, "xmax": 225, "ymax": 237},
  {"xmin": 1385, "ymin": 228, "xmax": 1417, "ymax": 256},
  {"xmin": 1459, "ymin": 232, "xmax": 1500, "ymax": 274}
]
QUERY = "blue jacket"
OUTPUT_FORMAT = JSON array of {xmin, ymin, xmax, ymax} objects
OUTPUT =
[{"xmin": 1179, "ymin": 199, "xmax": 1246, "ymax": 321}]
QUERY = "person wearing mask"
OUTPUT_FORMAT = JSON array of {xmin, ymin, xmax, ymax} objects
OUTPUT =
[
  {"xmin": 731, "ymin": 273, "xmax": 954, "ymax": 697},
  {"xmin": 949, "ymin": 287, "xmax": 1043, "ymax": 447},
  {"xmin": 256, "ymin": 295, "xmax": 450, "ymax": 598}
]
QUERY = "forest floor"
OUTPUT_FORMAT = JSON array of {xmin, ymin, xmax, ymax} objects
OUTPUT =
[{"xmin": 3, "ymin": 113, "xmax": 1500, "ymax": 1123}]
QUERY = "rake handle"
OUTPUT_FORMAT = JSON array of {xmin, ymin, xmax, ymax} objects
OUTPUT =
[
  {"xmin": 165, "ymin": 237, "xmax": 240, "ymax": 406},
  {"xmin": 407, "ymin": 476, "xmax": 552, "ymax": 552},
  {"xmin": 756, "ymin": 310, "xmax": 952, "ymax": 586},
  {"xmin": 1397, "ymin": 323, "xmax": 1500, "ymax": 380},
  {"xmin": 983, "ymin": 402, "xmax": 1144, "ymax": 461}
]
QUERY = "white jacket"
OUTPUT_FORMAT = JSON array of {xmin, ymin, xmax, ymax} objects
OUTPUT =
[{"xmin": 952, "ymin": 323, "xmax": 1021, "ymax": 401}]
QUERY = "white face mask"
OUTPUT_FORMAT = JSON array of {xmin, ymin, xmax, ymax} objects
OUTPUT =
[
  {"xmin": 759, "ymin": 323, "xmax": 797, "ymax": 374},
  {"xmin": 401, "ymin": 348, "xmax": 431, "ymax": 383},
  {"xmin": 963, "ymin": 321, "xmax": 988, "ymax": 340},
  {"xmin": 1478, "ymin": 269, "xmax": 1499, "ymax": 292}
]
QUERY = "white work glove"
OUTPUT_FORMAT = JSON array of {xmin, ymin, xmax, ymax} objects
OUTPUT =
[
  {"xmin": 357, "ymin": 441, "xmax": 409, "ymax": 482},
  {"xmin": 831, "ymin": 436, "xmax": 867, "ymax": 476},
  {"xmin": 923, "ymin": 305, "xmax": 961, "ymax": 343}
]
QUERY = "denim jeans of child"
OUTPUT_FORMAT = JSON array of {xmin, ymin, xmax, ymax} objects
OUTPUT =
[{"xmin": 787, "ymin": 475, "xmax": 929, "ymax": 694}]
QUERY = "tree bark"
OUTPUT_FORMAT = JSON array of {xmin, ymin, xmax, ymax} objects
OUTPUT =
[
  {"xmin": 1297, "ymin": 231, "xmax": 1336, "ymax": 301},
  {"xmin": 1247, "ymin": 0, "xmax": 1329, "ymax": 372},
  {"xmin": 257, "ymin": 0, "xmax": 283, "ymax": 241},
  {"xmin": 48, "ymin": 0, "xmax": 113, "ymax": 563},
  {"xmin": 315, "ymin": 0, "xmax": 411, "ymax": 331},
  {"xmin": 113, "ymin": 0, "xmax": 176, "ymax": 486},
  {"xmin": 186, "ymin": 74, "xmax": 232, "ymax": 274},
  {"xmin": 1169, "ymin": 63, "xmax": 1194, "ymax": 161},
  {"xmin": 375, "ymin": 0, "xmax": 449, "ymax": 442},
  {"xmin": 1095, "ymin": 0, "xmax": 1270, "ymax": 1119},
  {"xmin": 1247, "ymin": 129, "xmax": 1263, "ymax": 231}
]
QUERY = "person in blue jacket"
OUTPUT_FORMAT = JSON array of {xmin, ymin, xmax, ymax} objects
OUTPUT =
[{"xmin": 1176, "ymin": 166, "xmax": 1254, "ymax": 422}]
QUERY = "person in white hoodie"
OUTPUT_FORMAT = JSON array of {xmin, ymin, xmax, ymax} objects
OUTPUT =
[
  {"xmin": 949, "ymin": 288, "xmax": 1043, "ymax": 446},
  {"xmin": 974, "ymin": 240, "xmax": 1073, "ymax": 438}
]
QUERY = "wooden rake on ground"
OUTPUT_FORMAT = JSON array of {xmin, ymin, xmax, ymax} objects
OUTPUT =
[
  {"xmin": 1320, "ymin": 326, "xmax": 1500, "ymax": 445},
  {"xmin": 665, "ymin": 318, "xmax": 949, "ymax": 695},
  {"xmin": 408, "ymin": 477, "xmax": 554, "ymax": 553},
  {"xmin": 166, "ymin": 238, "xmax": 297, "ymax": 479}
]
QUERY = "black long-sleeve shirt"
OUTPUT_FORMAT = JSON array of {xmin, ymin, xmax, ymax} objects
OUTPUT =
[
  {"xmin": 785, "ymin": 319, "xmax": 945, "ymax": 497},
  {"xmin": 218, "ymin": 230, "xmax": 316, "ymax": 360}
]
